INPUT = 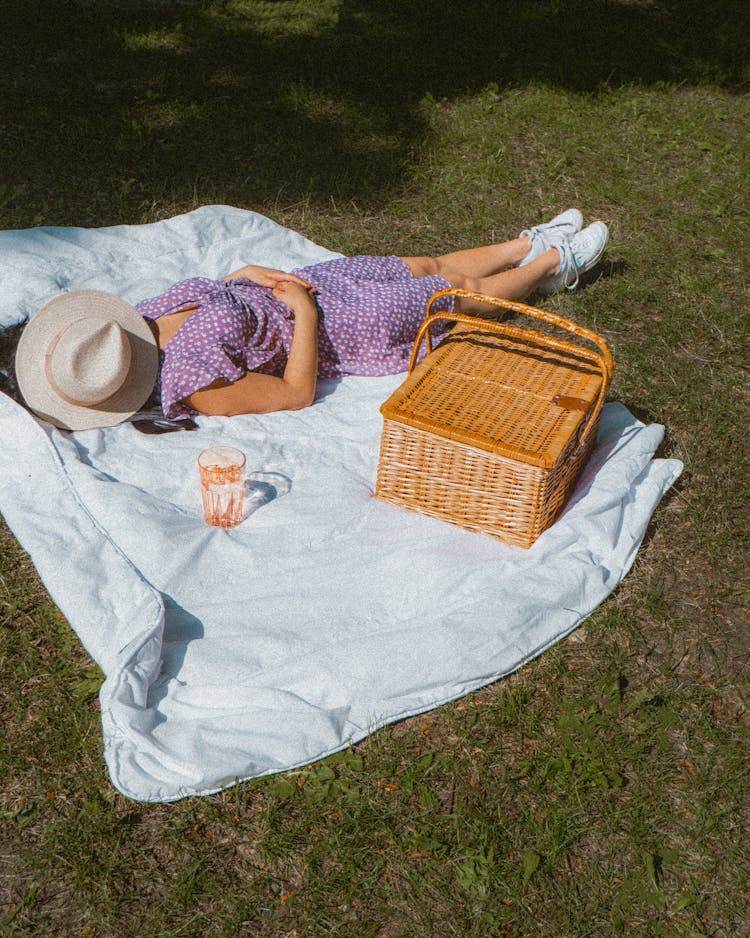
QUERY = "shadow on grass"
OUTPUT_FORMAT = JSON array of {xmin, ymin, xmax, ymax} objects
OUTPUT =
[
  {"xmin": 581, "ymin": 257, "xmax": 629, "ymax": 287},
  {"xmin": 1, "ymin": 0, "xmax": 748, "ymax": 221}
]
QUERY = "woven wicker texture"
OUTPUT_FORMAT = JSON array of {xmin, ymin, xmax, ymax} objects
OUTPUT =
[
  {"xmin": 386, "ymin": 326, "xmax": 603, "ymax": 467},
  {"xmin": 376, "ymin": 290, "xmax": 614, "ymax": 547}
]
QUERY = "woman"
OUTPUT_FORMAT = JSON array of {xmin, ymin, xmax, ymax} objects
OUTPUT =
[{"xmin": 8, "ymin": 210, "xmax": 608, "ymax": 430}]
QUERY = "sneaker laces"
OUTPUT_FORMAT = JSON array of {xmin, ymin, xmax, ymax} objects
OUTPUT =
[
  {"xmin": 557, "ymin": 239, "xmax": 580, "ymax": 291},
  {"xmin": 518, "ymin": 228, "xmax": 552, "ymax": 267},
  {"xmin": 520, "ymin": 225, "xmax": 558, "ymax": 250}
]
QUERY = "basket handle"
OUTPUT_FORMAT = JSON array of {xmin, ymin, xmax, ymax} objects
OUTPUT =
[
  {"xmin": 408, "ymin": 288, "xmax": 614, "ymax": 457},
  {"xmin": 410, "ymin": 288, "xmax": 614, "ymax": 380}
]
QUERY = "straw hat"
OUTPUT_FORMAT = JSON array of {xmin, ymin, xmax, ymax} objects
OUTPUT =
[{"xmin": 15, "ymin": 290, "xmax": 159, "ymax": 431}]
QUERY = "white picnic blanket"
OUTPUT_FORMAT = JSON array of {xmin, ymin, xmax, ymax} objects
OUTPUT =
[{"xmin": 0, "ymin": 206, "xmax": 683, "ymax": 802}]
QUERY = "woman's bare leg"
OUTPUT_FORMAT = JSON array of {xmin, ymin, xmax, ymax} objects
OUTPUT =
[
  {"xmin": 442, "ymin": 248, "xmax": 561, "ymax": 314},
  {"xmin": 401, "ymin": 237, "xmax": 532, "ymax": 279}
]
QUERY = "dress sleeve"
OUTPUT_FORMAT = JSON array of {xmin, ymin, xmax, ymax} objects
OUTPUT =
[
  {"xmin": 135, "ymin": 278, "xmax": 218, "ymax": 318},
  {"xmin": 157, "ymin": 284, "xmax": 290, "ymax": 419}
]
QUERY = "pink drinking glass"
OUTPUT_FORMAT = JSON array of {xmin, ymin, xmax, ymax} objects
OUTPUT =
[{"xmin": 198, "ymin": 446, "xmax": 246, "ymax": 528}]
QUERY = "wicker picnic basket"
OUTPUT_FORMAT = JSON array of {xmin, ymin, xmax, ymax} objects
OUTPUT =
[{"xmin": 375, "ymin": 288, "xmax": 614, "ymax": 548}]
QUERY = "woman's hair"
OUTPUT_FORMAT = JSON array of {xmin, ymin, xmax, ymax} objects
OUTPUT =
[{"xmin": 0, "ymin": 321, "xmax": 26, "ymax": 405}]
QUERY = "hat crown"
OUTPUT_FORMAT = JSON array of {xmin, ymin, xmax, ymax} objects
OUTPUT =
[
  {"xmin": 47, "ymin": 317, "xmax": 132, "ymax": 406},
  {"xmin": 15, "ymin": 288, "xmax": 158, "ymax": 430}
]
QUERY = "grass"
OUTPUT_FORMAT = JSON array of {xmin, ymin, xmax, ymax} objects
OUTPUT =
[{"xmin": 1, "ymin": 1, "xmax": 749, "ymax": 935}]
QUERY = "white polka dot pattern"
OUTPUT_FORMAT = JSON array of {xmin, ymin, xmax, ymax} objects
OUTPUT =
[{"xmin": 136, "ymin": 256, "xmax": 454, "ymax": 418}]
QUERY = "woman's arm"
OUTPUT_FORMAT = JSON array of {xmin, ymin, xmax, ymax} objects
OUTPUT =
[
  {"xmin": 183, "ymin": 281, "xmax": 319, "ymax": 416},
  {"xmin": 223, "ymin": 264, "xmax": 315, "ymax": 292}
]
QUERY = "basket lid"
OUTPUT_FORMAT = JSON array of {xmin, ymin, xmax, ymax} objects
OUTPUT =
[{"xmin": 380, "ymin": 325, "xmax": 605, "ymax": 469}]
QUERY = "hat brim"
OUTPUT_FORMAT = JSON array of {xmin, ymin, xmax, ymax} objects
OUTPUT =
[{"xmin": 15, "ymin": 290, "xmax": 159, "ymax": 431}]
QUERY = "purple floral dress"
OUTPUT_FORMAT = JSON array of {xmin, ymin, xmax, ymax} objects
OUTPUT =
[{"xmin": 136, "ymin": 255, "xmax": 454, "ymax": 419}]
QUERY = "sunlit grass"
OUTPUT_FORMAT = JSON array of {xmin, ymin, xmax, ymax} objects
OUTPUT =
[
  {"xmin": 119, "ymin": 24, "xmax": 192, "ymax": 52},
  {"xmin": 222, "ymin": 0, "xmax": 339, "ymax": 34}
]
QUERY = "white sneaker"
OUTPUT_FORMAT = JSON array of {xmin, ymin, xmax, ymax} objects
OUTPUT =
[
  {"xmin": 537, "ymin": 221, "xmax": 609, "ymax": 295},
  {"xmin": 518, "ymin": 208, "xmax": 584, "ymax": 267}
]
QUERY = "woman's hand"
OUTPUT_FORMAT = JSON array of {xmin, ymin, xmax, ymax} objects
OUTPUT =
[
  {"xmin": 271, "ymin": 279, "xmax": 318, "ymax": 315},
  {"xmin": 223, "ymin": 264, "xmax": 316, "ymax": 292}
]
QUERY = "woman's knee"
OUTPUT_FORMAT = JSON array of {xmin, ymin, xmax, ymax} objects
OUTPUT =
[
  {"xmin": 439, "ymin": 271, "xmax": 480, "ymax": 292},
  {"xmin": 400, "ymin": 256, "xmax": 439, "ymax": 277}
]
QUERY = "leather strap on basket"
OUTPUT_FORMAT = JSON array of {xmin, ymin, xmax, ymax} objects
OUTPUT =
[{"xmin": 408, "ymin": 288, "xmax": 615, "ymax": 458}]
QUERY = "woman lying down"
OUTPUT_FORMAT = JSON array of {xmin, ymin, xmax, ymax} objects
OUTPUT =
[{"xmin": 5, "ymin": 210, "xmax": 608, "ymax": 431}]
